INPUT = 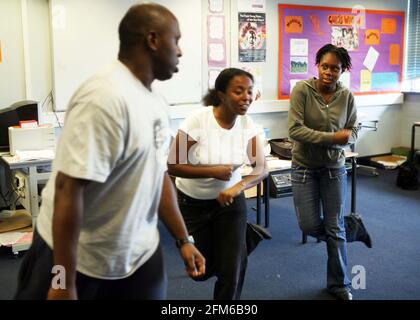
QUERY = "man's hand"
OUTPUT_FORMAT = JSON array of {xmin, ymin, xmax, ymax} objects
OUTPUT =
[
  {"xmin": 217, "ymin": 184, "xmax": 243, "ymax": 207},
  {"xmin": 179, "ymin": 243, "xmax": 205, "ymax": 279},
  {"xmin": 210, "ymin": 165, "xmax": 234, "ymax": 181},
  {"xmin": 47, "ymin": 286, "xmax": 77, "ymax": 300},
  {"xmin": 333, "ymin": 129, "xmax": 351, "ymax": 145}
]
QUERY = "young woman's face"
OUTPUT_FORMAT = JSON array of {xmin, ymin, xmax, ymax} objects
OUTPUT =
[
  {"xmin": 317, "ymin": 52, "xmax": 343, "ymax": 90},
  {"xmin": 220, "ymin": 75, "xmax": 254, "ymax": 116}
]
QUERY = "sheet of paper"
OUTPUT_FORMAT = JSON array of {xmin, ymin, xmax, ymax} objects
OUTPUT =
[
  {"xmin": 238, "ymin": 0, "xmax": 265, "ymax": 12},
  {"xmin": 208, "ymin": 16, "xmax": 224, "ymax": 40},
  {"xmin": 0, "ymin": 232, "xmax": 25, "ymax": 246},
  {"xmin": 208, "ymin": 43, "xmax": 225, "ymax": 62},
  {"xmin": 15, "ymin": 149, "xmax": 55, "ymax": 161},
  {"xmin": 360, "ymin": 70, "xmax": 372, "ymax": 92},
  {"xmin": 340, "ymin": 71, "xmax": 351, "ymax": 89},
  {"xmin": 389, "ymin": 44, "xmax": 400, "ymax": 65},
  {"xmin": 290, "ymin": 38, "xmax": 308, "ymax": 56},
  {"xmin": 208, "ymin": 0, "xmax": 223, "ymax": 13},
  {"xmin": 267, "ymin": 159, "xmax": 292, "ymax": 170},
  {"xmin": 363, "ymin": 46, "xmax": 379, "ymax": 72}
]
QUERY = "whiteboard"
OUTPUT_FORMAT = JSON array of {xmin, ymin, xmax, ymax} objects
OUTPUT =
[{"xmin": 50, "ymin": 0, "xmax": 202, "ymax": 111}]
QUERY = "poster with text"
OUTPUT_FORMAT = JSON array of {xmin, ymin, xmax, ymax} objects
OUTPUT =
[{"xmin": 238, "ymin": 12, "xmax": 266, "ymax": 62}]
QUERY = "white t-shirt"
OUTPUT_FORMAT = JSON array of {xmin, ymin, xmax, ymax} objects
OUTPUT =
[
  {"xmin": 37, "ymin": 61, "xmax": 171, "ymax": 279},
  {"xmin": 175, "ymin": 108, "xmax": 257, "ymax": 200}
]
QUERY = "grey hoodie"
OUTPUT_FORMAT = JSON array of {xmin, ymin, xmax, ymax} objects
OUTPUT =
[{"xmin": 288, "ymin": 77, "xmax": 357, "ymax": 168}]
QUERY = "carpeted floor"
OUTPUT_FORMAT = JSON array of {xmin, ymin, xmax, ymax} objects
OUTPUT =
[{"xmin": 1, "ymin": 167, "xmax": 419, "ymax": 300}]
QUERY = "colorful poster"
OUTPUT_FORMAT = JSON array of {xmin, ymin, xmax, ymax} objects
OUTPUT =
[
  {"xmin": 381, "ymin": 18, "xmax": 396, "ymax": 34},
  {"xmin": 331, "ymin": 26, "xmax": 359, "ymax": 51},
  {"xmin": 389, "ymin": 44, "xmax": 400, "ymax": 65},
  {"xmin": 238, "ymin": 12, "xmax": 266, "ymax": 62},
  {"xmin": 364, "ymin": 29, "xmax": 380, "ymax": 45},
  {"xmin": 284, "ymin": 16, "xmax": 303, "ymax": 33},
  {"xmin": 290, "ymin": 56, "xmax": 308, "ymax": 74}
]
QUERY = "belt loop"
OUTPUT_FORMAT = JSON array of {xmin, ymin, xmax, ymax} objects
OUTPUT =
[{"xmin": 303, "ymin": 168, "xmax": 308, "ymax": 183}]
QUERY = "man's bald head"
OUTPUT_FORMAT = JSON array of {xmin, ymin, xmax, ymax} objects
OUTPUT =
[{"xmin": 118, "ymin": 3, "xmax": 177, "ymax": 56}]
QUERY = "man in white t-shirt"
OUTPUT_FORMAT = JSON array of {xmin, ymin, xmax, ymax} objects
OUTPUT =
[{"xmin": 15, "ymin": 3, "xmax": 205, "ymax": 300}]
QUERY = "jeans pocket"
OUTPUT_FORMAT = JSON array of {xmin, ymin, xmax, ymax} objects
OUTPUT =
[
  {"xmin": 328, "ymin": 167, "xmax": 347, "ymax": 180},
  {"xmin": 291, "ymin": 167, "xmax": 308, "ymax": 184}
]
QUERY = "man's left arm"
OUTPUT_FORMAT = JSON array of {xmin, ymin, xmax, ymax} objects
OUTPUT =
[{"xmin": 158, "ymin": 172, "xmax": 205, "ymax": 278}]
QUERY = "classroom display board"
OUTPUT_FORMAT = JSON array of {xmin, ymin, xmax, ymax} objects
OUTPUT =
[
  {"xmin": 50, "ymin": 0, "xmax": 202, "ymax": 111},
  {"xmin": 278, "ymin": 4, "xmax": 405, "ymax": 99}
]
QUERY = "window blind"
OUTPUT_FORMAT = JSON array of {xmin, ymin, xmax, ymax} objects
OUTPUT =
[{"xmin": 405, "ymin": 0, "xmax": 420, "ymax": 91}]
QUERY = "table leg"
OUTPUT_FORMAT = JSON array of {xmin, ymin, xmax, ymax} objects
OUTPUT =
[
  {"xmin": 264, "ymin": 176, "xmax": 270, "ymax": 227},
  {"xmin": 351, "ymin": 156, "xmax": 356, "ymax": 213},
  {"xmin": 256, "ymin": 183, "xmax": 261, "ymax": 225},
  {"xmin": 28, "ymin": 166, "xmax": 39, "ymax": 227}
]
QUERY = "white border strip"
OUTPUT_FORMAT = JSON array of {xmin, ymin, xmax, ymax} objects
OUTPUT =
[{"xmin": 169, "ymin": 93, "xmax": 404, "ymax": 119}]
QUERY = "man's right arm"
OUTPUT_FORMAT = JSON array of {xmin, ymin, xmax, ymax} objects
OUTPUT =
[{"xmin": 47, "ymin": 172, "xmax": 88, "ymax": 300}]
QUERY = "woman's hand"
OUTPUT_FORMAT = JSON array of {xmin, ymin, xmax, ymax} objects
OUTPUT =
[
  {"xmin": 333, "ymin": 129, "xmax": 351, "ymax": 145},
  {"xmin": 217, "ymin": 183, "xmax": 244, "ymax": 207},
  {"xmin": 210, "ymin": 165, "xmax": 234, "ymax": 181}
]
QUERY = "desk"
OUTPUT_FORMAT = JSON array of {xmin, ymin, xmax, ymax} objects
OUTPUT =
[
  {"xmin": 255, "ymin": 152, "xmax": 358, "ymax": 230},
  {"xmin": 0, "ymin": 154, "xmax": 52, "ymax": 226}
]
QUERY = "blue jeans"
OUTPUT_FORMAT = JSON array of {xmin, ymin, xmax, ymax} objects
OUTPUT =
[{"xmin": 291, "ymin": 165, "xmax": 351, "ymax": 293}]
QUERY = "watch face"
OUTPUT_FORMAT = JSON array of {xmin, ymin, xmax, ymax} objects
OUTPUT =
[{"xmin": 176, "ymin": 235, "xmax": 194, "ymax": 248}]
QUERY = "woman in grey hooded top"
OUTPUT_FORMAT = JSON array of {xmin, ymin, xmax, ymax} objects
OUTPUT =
[{"xmin": 288, "ymin": 44, "xmax": 371, "ymax": 300}]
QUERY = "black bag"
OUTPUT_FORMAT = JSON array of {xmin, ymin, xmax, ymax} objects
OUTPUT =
[
  {"xmin": 246, "ymin": 223, "xmax": 272, "ymax": 255},
  {"xmin": 269, "ymin": 138, "xmax": 293, "ymax": 159},
  {"xmin": 396, "ymin": 160, "xmax": 419, "ymax": 190},
  {"xmin": 344, "ymin": 213, "xmax": 372, "ymax": 248}
]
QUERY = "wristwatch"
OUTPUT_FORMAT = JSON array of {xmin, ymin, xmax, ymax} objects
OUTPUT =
[{"xmin": 176, "ymin": 235, "xmax": 195, "ymax": 248}]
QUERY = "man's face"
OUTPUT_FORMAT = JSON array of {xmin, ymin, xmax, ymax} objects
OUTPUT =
[{"xmin": 154, "ymin": 18, "xmax": 182, "ymax": 81}]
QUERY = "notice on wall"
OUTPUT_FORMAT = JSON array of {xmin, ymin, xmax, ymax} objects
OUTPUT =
[
  {"xmin": 0, "ymin": 41, "xmax": 2, "ymax": 63},
  {"xmin": 208, "ymin": 15, "xmax": 227, "ymax": 67},
  {"xmin": 238, "ymin": 0, "xmax": 265, "ymax": 13},
  {"xmin": 238, "ymin": 12, "xmax": 266, "ymax": 62},
  {"xmin": 208, "ymin": 0, "xmax": 223, "ymax": 13}
]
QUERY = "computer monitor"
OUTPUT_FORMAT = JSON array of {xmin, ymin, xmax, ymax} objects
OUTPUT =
[{"xmin": 0, "ymin": 100, "xmax": 40, "ymax": 151}]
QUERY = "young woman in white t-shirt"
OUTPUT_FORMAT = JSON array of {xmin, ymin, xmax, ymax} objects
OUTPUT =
[{"xmin": 168, "ymin": 68, "xmax": 268, "ymax": 300}]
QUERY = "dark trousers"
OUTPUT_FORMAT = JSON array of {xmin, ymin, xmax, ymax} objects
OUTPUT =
[
  {"xmin": 177, "ymin": 190, "xmax": 248, "ymax": 300},
  {"xmin": 15, "ymin": 229, "xmax": 167, "ymax": 300}
]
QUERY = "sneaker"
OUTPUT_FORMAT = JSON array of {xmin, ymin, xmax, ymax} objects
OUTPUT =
[
  {"xmin": 327, "ymin": 288, "xmax": 353, "ymax": 300},
  {"xmin": 334, "ymin": 290, "xmax": 353, "ymax": 300}
]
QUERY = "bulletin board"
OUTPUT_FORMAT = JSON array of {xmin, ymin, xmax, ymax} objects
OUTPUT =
[{"xmin": 278, "ymin": 4, "xmax": 405, "ymax": 99}]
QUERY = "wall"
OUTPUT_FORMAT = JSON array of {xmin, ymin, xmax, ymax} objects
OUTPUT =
[
  {"xmin": 183, "ymin": 0, "xmax": 409, "ymax": 156},
  {"xmin": 0, "ymin": 0, "xmax": 52, "ymax": 111},
  {"xmin": 0, "ymin": 0, "xmax": 25, "ymax": 108},
  {"xmin": 0, "ymin": 0, "xmax": 416, "ymax": 157},
  {"xmin": 400, "ymin": 94, "xmax": 420, "ymax": 150}
]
